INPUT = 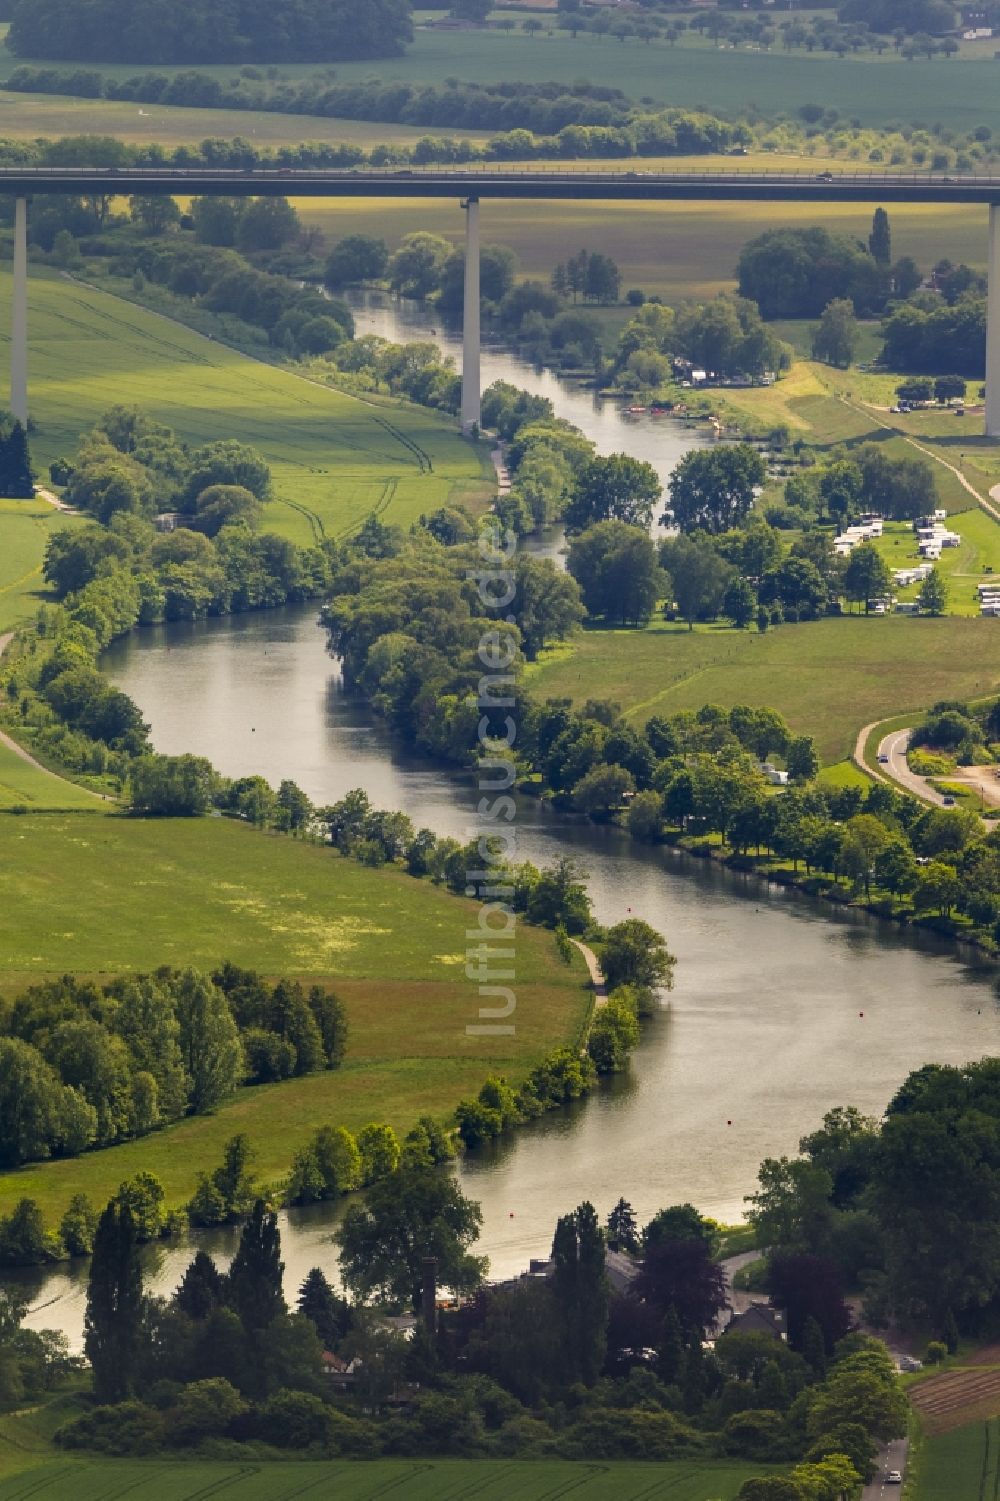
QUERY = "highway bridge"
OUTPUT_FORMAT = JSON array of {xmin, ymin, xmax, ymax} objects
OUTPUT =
[{"xmin": 4, "ymin": 167, "xmax": 1000, "ymax": 433}]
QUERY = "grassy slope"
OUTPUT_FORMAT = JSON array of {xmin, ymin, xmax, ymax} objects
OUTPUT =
[
  {"xmin": 0, "ymin": 742, "xmax": 106, "ymax": 809},
  {"xmin": 3, "ymin": 269, "xmax": 486, "ymax": 546},
  {"xmin": 0, "ymin": 1455, "xmax": 790, "ymax": 1498},
  {"xmin": 0, "ymin": 813, "xmax": 589, "ymax": 1221},
  {"xmin": 0, "ymin": 499, "xmax": 84, "ymax": 630},
  {"xmin": 525, "ymin": 616, "xmax": 1000, "ymax": 765}
]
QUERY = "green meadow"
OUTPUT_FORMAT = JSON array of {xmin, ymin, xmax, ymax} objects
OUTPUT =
[
  {"xmin": 0, "ymin": 269, "xmax": 488, "ymax": 547},
  {"xmin": 0, "ymin": 741, "xmax": 106, "ymax": 809},
  {"xmin": 0, "ymin": 498, "xmax": 82, "ymax": 630},
  {"xmin": 526, "ymin": 615, "xmax": 1000, "ymax": 766},
  {"xmin": 0, "ymin": 812, "xmax": 589, "ymax": 1222},
  {"xmin": 911, "ymin": 1419, "xmax": 1000, "ymax": 1499},
  {"xmin": 0, "ymin": 1455, "xmax": 789, "ymax": 1498}
]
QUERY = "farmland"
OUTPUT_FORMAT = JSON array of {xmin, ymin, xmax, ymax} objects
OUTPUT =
[
  {"xmin": 0, "ymin": 269, "xmax": 488, "ymax": 547},
  {"xmin": 525, "ymin": 615, "xmax": 1000, "ymax": 766},
  {"xmin": 0, "ymin": 1455, "xmax": 790, "ymax": 1499},
  {"xmin": 910, "ymin": 1357, "xmax": 1000, "ymax": 1437},
  {"xmin": 913, "ymin": 1419, "xmax": 1000, "ymax": 1497},
  {"xmin": 0, "ymin": 812, "xmax": 589, "ymax": 1223}
]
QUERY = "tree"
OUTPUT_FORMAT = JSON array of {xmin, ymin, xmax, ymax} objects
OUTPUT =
[
  {"xmin": 513, "ymin": 553, "xmax": 585, "ymax": 657},
  {"xmin": 235, "ymin": 196, "xmax": 299, "ymax": 252},
  {"xmin": 191, "ymin": 483, "xmax": 262, "ymax": 537},
  {"xmin": 0, "ymin": 422, "xmax": 35, "ymax": 499},
  {"xmin": 564, "ymin": 454, "xmax": 662, "ymax": 532},
  {"xmin": 572, "ymin": 763, "xmax": 636, "ymax": 821},
  {"xmin": 184, "ymin": 440, "xmax": 271, "ymax": 504},
  {"xmin": 634, "ymin": 1235, "xmax": 728, "ymax": 1336},
  {"xmin": 668, "ymin": 445, "xmax": 766, "ymax": 534},
  {"xmin": 357, "ymin": 1122, "xmax": 400, "ymax": 1184},
  {"xmin": 191, "ymin": 196, "xmax": 244, "ymax": 246},
  {"xmin": 723, "ymin": 575, "xmax": 756, "ymax": 629},
  {"xmin": 388, "ymin": 232, "xmax": 452, "ymax": 298},
  {"xmin": 297, "ymin": 1266, "xmax": 352, "ymax": 1347},
  {"xmin": 606, "ymin": 1197, "xmax": 640, "ymax": 1253},
  {"xmin": 452, "ymin": 0, "xmax": 492, "ymax": 16},
  {"xmin": 551, "ymin": 1201, "xmax": 608, "ymax": 1384},
  {"xmin": 228, "ymin": 1199, "xmax": 286, "ymax": 1334},
  {"xmin": 934, "ymin": 373, "xmax": 966, "ymax": 403},
  {"xmin": 129, "ymin": 195, "xmax": 181, "ymax": 235},
  {"xmin": 786, "ymin": 736, "xmax": 820, "ymax": 782},
  {"xmin": 567, "ymin": 521, "xmax": 663, "ymax": 626},
  {"xmin": 84, "ymin": 1199, "xmax": 144, "ymax": 1403},
  {"xmin": 324, "ymin": 234, "xmax": 389, "ymax": 288},
  {"xmin": 918, "ymin": 566, "xmax": 948, "ymax": 616},
  {"xmin": 175, "ymin": 1249, "xmax": 224, "ymax": 1320},
  {"xmin": 338, "ymin": 1163, "xmax": 486, "ymax": 1311},
  {"xmin": 812, "ymin": 298, "xmax": 858, "ymax": 367},
  {"xmin": 173, "ymin": 970, "xmax": 244, "ymax": 1113},
  {"xmin": 660, "ymin": 533, "xmax": 733, "ymax": 629},
  {"xmin": 869, "ymin": 207, "xmax": 892, "ymax": 267},
  {"xmin": 601, "ymin": 918, "xmax": 676, "ymax": 992},
  {"xmin": 588, "ymin": 990, "xmax": 640, "ymax": 1072},
  {"xmin": 843, "ymin": 542, "xmax": 891, "ymax": 613}
]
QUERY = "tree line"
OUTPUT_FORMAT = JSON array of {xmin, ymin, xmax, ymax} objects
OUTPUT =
[
  {"xmin": 0, "ymin": 963, "xmax": 346, "ymax": 1169},
  {"xmin": 6, "ymin": 0, "xmax": 412, "ymax": 63}
]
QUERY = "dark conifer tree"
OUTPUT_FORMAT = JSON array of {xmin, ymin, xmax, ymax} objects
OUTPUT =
[
  {"xmin": 606, "ymin": 1196, "xmax": 639, "ymax": 1253},
  {"xmin": 228, "ymin": 1199, "xmax": 285, "ymax": 1334},
  {"xmin": 0, "ymin": 421, "xmax": 33, "ymax": 499},
  {"xmin": 175, "ymin": 1249, "xmax": 224, "ymax": 1321},
  {"xmin": 297, "ymin": 1266, "xmax": 352, "ymax": 1347},
  {"xmin": 551, "ymin": 1200, "xmax": 608, "ymax": 1386},
  {"xmin": 83, "ymin": 1199, "xmax": 145, "ymax": 1402}
]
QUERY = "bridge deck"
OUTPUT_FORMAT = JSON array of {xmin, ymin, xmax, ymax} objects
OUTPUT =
[{"xmin": 1, "ymin": 167, "xmax": 999, "ymax": 203}]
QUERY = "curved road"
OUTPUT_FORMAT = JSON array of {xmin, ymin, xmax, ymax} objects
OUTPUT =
[{"xmin": 877, "ymin": 728, "xmax": 951, "ymax": 808}]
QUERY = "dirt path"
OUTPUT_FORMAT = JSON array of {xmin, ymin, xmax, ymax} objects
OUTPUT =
[
  {"xmin": 570, "ymin": 939, "xmax": 607, "ymax": 1005},
  {"xmin": 33, "ymin": 485, "xmax": 78, "ymax": 514},
  {"xmin": 0, "ymin": 632, "xmax": 111, "ymax": 802}
]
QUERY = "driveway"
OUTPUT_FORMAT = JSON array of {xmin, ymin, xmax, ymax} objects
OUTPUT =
[{"xmin": 862, "ymin": 1436, "xmax": 909, "ymax": 1499}]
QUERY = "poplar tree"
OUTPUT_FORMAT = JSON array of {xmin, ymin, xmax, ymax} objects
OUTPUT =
[
  {"xmin": 83, "ymin": 1200, "xmax": 144, "ymax": 1402},
  {"xmin": 869, "ymin": 207, "xmax": 891, "ymax": 266},
  {"xmin": 552, "ymin": 1200, "xmax": 608, "ymax": 1385}
]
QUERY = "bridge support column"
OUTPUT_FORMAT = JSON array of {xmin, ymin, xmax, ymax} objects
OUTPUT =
[
  {"xmin": 11, "ymin": 196, "xmax": 27, "ymax": 428},
  {"xmin": 987, "ymin": 203, "xmax": 1000, "ymax": 438},
  {"xmin": 460, "ymin": 196, "xmax": 480, "ymax": 434}
]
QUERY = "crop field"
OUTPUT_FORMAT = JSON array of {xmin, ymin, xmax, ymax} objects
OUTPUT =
[
  {"xmin": 0, "ymin": 1457, "xmax": 788, "ymax": 1500},
  {"xmin": 0, "ymin": 269, "xmax": 487, "ymax": 546},
  {"xmin": 913, "ymin": 1419, "xmax": 1000, "ymax": 1498},
  {"xmin": 295, "ymin": 194, "xmax": 989, "ymax": 305},
  {"xmin": 5, "ymin": 22, "xmax": 1000, "ymax": 131},
  {"xmin": 0, "ymin": 499, "xmax": 83, "ymax": 630},
  {"xmin": 0, "ymin": 812, "xmax": 589, "ymax": 1221},
  {"xmin": 911, "ymin": 1370, "xmax": 1000, "ymax": 1437},
  {"xmin": 525, "ymin": 614, "xmax": 1000, "ymax": 765}
]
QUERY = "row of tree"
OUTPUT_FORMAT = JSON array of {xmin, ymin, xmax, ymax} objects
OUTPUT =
[{"xmin": 0, "ymin": 964, "xmax": 347, "ymax": 1167}]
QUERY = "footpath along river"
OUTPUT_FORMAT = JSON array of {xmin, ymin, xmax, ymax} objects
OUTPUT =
[{"xmin": 18, "ymin": 294, "xmax": 1000, "ymax": 1344}]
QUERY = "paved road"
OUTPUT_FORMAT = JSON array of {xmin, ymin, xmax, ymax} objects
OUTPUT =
[
  {"xmin": 878, "ymin": 728, "xmax": 950, "ymax": 807},
  {"xmin": 862, "ymin": 1436, "xmax": 909, "ymax": 1499}
]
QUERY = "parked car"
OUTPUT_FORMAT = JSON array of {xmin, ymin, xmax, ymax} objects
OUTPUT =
[
  {"xmin": 898, "ymin": 1355, "xmax": 923, "ymax": 1371},
  {"xmin": 886, "ymin": 1471, "xmax": 903, "ymax": 1484},
  {"xmin": 943, "ymin": 795, "xmax": 956, "ymax": 806}
]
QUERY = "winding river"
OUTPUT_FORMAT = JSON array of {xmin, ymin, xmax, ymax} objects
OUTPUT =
[{"xmin": 18, "ymin": 296, "xmax": 1000, "ymax": 1344}]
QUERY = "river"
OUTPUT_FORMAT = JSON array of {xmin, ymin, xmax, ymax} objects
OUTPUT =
[{"xmin": 19, "ymin": 296, "xmax": 1000, "ymax": 1344}]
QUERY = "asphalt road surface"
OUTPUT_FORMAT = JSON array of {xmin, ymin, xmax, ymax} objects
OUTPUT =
[
  {"xmin": 877, "ymin": 728, "xmax": 950, "ymax": 807},
  {"xmin": 862, "ymin": 1437, "xmax": 909, "ymax": 1499}
]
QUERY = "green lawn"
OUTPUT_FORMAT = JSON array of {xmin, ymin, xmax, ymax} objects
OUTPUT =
[
  {"xmin": 526, "ymin": 614, "xmax": 1000, "ymax": 765},
  {"xmin": 0, "ymin": 813, "xmax": 589, "ymax": 1222},
  {"xmin": 0, "ymin": 499, "xmax": 83, "ymax": 630},
  {"xmin": 911, "ymin": 1419, "xmax": 999, "ymax": 1499},
  {"xmin": 0, "ymin": 1457, "xmax": 788, "ymax": 1499},
  {"xmin": 4, "ymin": 269, "xmax": 487, "ymax": 546},
  {"xmin": 0, "ymin": 741, "xmax": 107, "ymax": 810}
]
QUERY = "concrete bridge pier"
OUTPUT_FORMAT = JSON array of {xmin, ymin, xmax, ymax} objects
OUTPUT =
[
  {"xmin": 11, "ymin": 196, "xmax": 27, "ymax": 427},
  {"xmin": 460, "ymin": 196, "xmax": 480, "ymax": 434},
  {"xmin": 988, "ymin": 203, "xmax": 1000, "ymax": 438}
]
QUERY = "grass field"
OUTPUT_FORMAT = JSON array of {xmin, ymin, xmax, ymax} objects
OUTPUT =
[
  {"xmin": 0, "ymin": 1456, "xmax": 787, "ymax": 1499},
  {"xmin": 293, "ymin": 194, "xmax": 990, "ymax": 305},
  {"xmin": 0, "ymin": 741, "xmax": 106, "ymax": 810},
  {"xmin": 0, "ymin": 813, "xmax": 589, "ymax": 1222},
  {"xmin": 0, "ymin": 269, "xmax": 487, "ymax": 547},
  {"xmin": 0, "ymin": 499, "xmax": 83, "ymax": 630},
  {"xmin": 5, "ymin": 23, "xmax": 1000, "ymax": 131},
  {"xmin": 525, "ymin": 615, "xmax": 1000, "ymax": 765},
  {"xmin": 912, "ymin": 1419, "xmax": 1000, "ymax": 1498}
]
